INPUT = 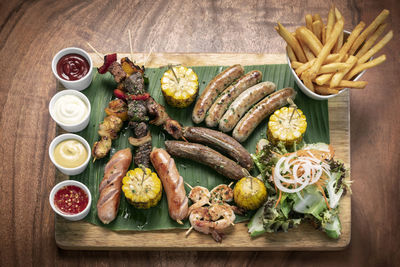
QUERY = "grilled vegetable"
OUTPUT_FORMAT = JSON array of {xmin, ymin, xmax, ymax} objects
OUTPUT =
[
  {"xmin": 122, "ymin": 167, "xmax": 162, "ymax": 209},
  {"xmin": 161, "ymin": 66, "xmax": 199, "ymax": 108},
  {"xmin": 105, "ymin": 99, "xmax": 128, "ymax": 121},
  {"xmin": 233, "ymin": 177, "xmax": 267, "ymax": 210},
  {"xmin": 268, "ymin": 107, "xmax": 307, "ymax": 145}
]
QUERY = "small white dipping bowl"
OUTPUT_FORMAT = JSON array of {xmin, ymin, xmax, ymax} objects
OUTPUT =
[
  {"xmin": 49, "ymin": 89, "xmax": 91, "ymax": 132},
  {"xmin": 51, "ymin": 47, "xmax": 93, "ymax": 91},
  {"xmin": 49, "ymin": 133, "xmax": 91, "ymax": 176},
  {"xmin": 49, "ymin": 180, "xmax": 92, "ymax": 221},
  {"xmin": 287, "ymin": 30, "xmax": 366, "ymax": 100}
]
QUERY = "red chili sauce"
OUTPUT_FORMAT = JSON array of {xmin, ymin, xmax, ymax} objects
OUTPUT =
[
  {"xmin": 56, "ymin": 53, "xmax": 89, "ymax": 81},
  {"xmin": 54, "ymin": 185, "xmax": 88, "ymax": 214}
]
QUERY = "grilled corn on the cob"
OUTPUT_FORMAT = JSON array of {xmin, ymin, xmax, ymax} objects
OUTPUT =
[
  {"xmin": 161, "ymin": 66, "xmax": 198, "ymax": 108},
  {"xmin": 122, "ymin": 168, "xmax": 162, "ymax": 209},
  {"xmin": 268, "ymin": 107, "xmax": 307, "ymax": 145},
  {"xmin": 233, "ymin": 177, "xmax": 267, "ymax": 210}
]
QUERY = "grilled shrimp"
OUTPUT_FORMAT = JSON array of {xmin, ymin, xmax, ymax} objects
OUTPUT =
[
  {"xmin": 208, "ymin": 203, "xmax": 236, "ymax": 232},
  {"xmin": 210, "ymin": 184, "xmax": 234, "ymax": 204},
  {"xmin": 188, "ymin": 186, "xmax": 211, "ymax": 214}
]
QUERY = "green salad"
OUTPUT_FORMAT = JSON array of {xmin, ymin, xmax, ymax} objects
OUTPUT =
[{"xmin": 248, "ymin": 139, "xmax": 351, "ymax": 239}]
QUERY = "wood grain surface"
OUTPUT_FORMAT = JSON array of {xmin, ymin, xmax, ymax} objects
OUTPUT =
[
  {"xmin": 54, "ymin": 53, "xmax": 350, "ymax": 251},
  {"xmin": 0, "ymin": 0, "xmax": 399, "ymax": 266}
]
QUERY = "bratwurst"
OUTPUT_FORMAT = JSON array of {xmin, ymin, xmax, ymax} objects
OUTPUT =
[
  {"xmin": 192, "ymin": 64, "xmax": 244, "ymax": 124},
  {"xmin": 150, "ymin": 148, "xmax": 188, "ymax": 224},
  {"xmin": 97, "ymin": 148, "xmax": 132, "ymax": 224},
  {"xmin": 165, "ymin": 141, "xmax": 248, "ymax": 180},
  {"xmin": 182, "ymin": 127, "xmax": 253, "ymax": 170},
  {"xmin": 232, "ymin": 87, "xmax": 296, "ymax": 142}
]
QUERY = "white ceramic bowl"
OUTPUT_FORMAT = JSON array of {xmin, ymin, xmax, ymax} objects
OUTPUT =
[
  {"xmin": 49, "ymin": 89, "xmax": 91, "ymax": 132},
  {"xmin": 51, "ymin": 47, "xmax": 93, "ymax": 91},
  {"xmin": 288, "ymin": 30, "xmax": 366, "ymax": 100},
  {"xmin": 49, "ymin": 133, "xmax": 91, "ymax": 176},
  {"xmin": 49, "ymin": 180, "xmax": 92, "ymax": 221}
]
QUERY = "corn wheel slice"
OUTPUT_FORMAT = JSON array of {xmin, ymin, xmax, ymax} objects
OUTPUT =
[
  {"xmin": 161, "ymin": 66, "xmax": 199, "ymax": 108},
  {"xmin": 122, "ymin": 168, "xmax": 162, "ymax": 209},
  {"xmin": 268, "ymin": 107, "xmax": 307, "ymax": 145}
]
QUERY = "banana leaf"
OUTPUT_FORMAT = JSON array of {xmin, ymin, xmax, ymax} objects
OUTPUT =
[{"xmin": 68, "ymin": 64, "xmax": 329, "ymax": 231}]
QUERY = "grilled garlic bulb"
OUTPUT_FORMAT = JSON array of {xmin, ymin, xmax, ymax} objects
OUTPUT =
[
  {"xmin": 122, "ymin": 168, "xmax": 162, "ymax": 209},
  {"xmin": 268, "ymin": 107, "xmax": 307, "ymax": 145},
  {"xmin": 161, "ymin": 66, "xmax": 198, "ymax": 108}
]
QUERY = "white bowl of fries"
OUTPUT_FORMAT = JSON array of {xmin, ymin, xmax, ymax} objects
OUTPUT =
[{"xmin": 276, "ymin": 7, "xmax": 392, "ymax": 100}]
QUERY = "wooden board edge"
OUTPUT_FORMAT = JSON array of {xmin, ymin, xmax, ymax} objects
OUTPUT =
[{"xmin": 54, "ymin": 53, "xmax": 351, "ymax": 250}]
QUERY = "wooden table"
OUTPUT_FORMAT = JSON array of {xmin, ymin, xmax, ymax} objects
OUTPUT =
[{"xmin": 0, "ymin": 0, "xmax": 399, "ymax": 266}]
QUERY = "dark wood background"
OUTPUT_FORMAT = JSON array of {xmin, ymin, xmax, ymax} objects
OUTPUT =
[{"xmin": 0, "ymin": 0, "xmax": 399, "ymax": 266}]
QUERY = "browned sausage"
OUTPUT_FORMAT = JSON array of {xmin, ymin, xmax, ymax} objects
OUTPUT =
[
  {"xmin": 232, "ymin": 87, "xmax": 296, "ymax": 142},
  {"xmin": 182, "ymin": 127, "xmax": 253, "ymax": 170},
  {"xmin": 150, "ymin": 148, "xmax": 188, "ymax": 224},
  {"xmin": 97, "ymin": 148, "xmax": 132, "ymax": 224},
  {"xmin": 205, "ymin": 70, "xmax": 262, "ymax": 127},
  {"xmin": 165, "ymin": 141, "xmax": 248, "ymax": 180},
  {"xmin": 192, "ymin": 64, "xmax": 244, "ymax": 124}
]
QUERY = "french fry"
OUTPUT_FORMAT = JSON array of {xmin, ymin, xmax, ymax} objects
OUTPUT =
[
  {"xmin": 349, "ymin": 9, "xmax": 390, "ymax": 55},
  {"xmin": 326, "ymin": 6, "xmax": 335, "ymax": 42},
  {"xmin": 322, "ymin": 25, "xmax": 327, "ymax": 44},
  {"xmin": 337, "ymin": 80, "xmax": 368, "ymax": 89},
  {"xmin": 313, "ymin": 14, "xmax": 322, "ymax": 22},
  {"xmin": 338, "ymin": 21, "xmax": 366, "ymax": 61},
  {"xmin": 298, "ymin": 37, "xmax": 316, "ymax": 61},
  {"xmin": 357, "ymin": 30, "xmax": 393, "ymax": 64},
  {"xmin": 318, "ymin": 63, "xmax": 350, "ymax": 74},
  {"xmin": 291, "ymin": 61, "xmax": 303, "ymax": 69},
  {"xmin": 324, "ymin": 53, "xmax": 340, "ymax": 64},
  {"xmin": 355, "ymin": 23, "xmax": 387, "ymax": 58},
  {"xmin": 345, "ymin": 54, "xmax": 386, "ymax": 80},
  {"xmin": 295, "ymin": 58, "xmax": 316, "ymax": 75},
  {"xmin": 312, "ymin": 20, "xmax": 323, "ymax": 41},
  {"xmin": 276, "ymin": 23, "xmax": 307, "ymax": 62},
  {"xmin": 330, "ymin": 56, "xmax": 358, "ymax": 88},
  {"xmin": 296, "ymin": 26, "xmax": 323, "ymax": 56},
  {"xmin": 286, "ymin": 45, "xmax": 297, "ymax": 62},
  {"xmin": 315, "ymin": 85, "xmax": 340, "ymax": 95},
  {"xmin": 305, "ymin": 14, "xmax": 313, "ymax": 31},
  {"xmin": 333, "ymin": 8, "xmax": 344, "ymax": 53},
  {"xmin": 301, "ymin": 71, "xmax": 315, "ymax": 92},
  {"xmin": 314, "ymin": 74, "xmax": 334, "ymax": 85},
  {"xmin": 308, "ymin": 19, "xmax": 344, "ymax": 79}
]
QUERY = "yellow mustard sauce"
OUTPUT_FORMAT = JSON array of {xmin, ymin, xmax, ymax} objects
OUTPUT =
[{"xmin": 54, "ymin": 139, "xmax": 88, "ymax": 168}]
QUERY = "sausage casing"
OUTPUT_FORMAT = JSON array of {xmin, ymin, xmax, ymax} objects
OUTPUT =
[
  {"xmin": 205, "ymin": 70, "xmax": 262, "ymax": 127},
  {"xmin": 165, "ymin": 141, "xmax": 247, "ymax": 180},
  {"xmin": 150, "ymin": 148, "xmax": 188, "ymax": 223},
  {"xmin": 182, "ymin": 126, "xmax": 253, "ymax": 170},
  {"xmin": 232, "ymin": 87, "xmax": 296, "ymax": 142},
  {"xmin": 97, "ymin": 148, "xmax": 132, "ymax": 224},
  {"xmin": 192, "ymin": 64, "xmax": 244, "ymax": 124},
  {"xmin": 219, "ymin": 81, "xmax": 276, "ymax": 132}
]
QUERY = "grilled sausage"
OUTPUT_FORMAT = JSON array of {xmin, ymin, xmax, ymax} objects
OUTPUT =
[
  {"xmin": 165, "ymin": 141, "xmax": 248, "ymax": 180},
  {"xmin": 205, "ymin": 70, "xmax": 262, "ymax": 127},
  {"xmin": 232, "ymin": 87, "xmax": 296, "ymax": 142},
  {"xmin": 97, "ymin": 148, "xmax": 132, "ymax": 224},
  {"xmin": 150, "ymin": 148, "xmax": 188, "ymax": 224},
  {"xmin": 219, "ymin": 81, "xmax": 276, "ymax": 133},
  {"xmin": 192, "ymin": 64, "xmax": 244, "ymax": 124},
  {"xmin": 182, "ymin": 127, "xmax": 253, "ymax": 170}
]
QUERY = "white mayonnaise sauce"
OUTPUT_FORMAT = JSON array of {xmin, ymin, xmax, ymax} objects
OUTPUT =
[{"xmin": 53, "ymin": 94, "xmax": 88, "ymax": 125}]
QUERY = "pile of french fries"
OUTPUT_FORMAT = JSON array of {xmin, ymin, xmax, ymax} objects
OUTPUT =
[{"xmin": 275, "ymin": 7, "xmax": 393, "ymax": 95}]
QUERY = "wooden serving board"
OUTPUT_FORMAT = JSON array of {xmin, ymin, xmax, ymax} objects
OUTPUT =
[{"xmin": 54, "ymin": 53, "xmax": 350, "ymax": 250}]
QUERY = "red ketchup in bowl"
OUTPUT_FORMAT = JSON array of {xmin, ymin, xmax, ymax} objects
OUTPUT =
[
  {"xmin": 56, "ymin": 53, "xmax": 90, "ymax": 81},
  {"xmin": 54, "ymin": 185, "xmax": 89, "ymax": 214}
]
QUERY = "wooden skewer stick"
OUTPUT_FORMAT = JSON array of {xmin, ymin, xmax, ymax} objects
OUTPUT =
[
  {"xmin": 185, "ymin": 226, "xmax": 194, "ymax": 236},
  {"xmin": 176, "ymin": 219, "xmax": 183, "ymax": 225},
  {"xmin": 185, "ymin": 182, "xmax": 193, "ymax": 190},
  {"xmin": 86, "ymin": 42, "xmax": 103, "ymax": 60},
  {"xmin": 128, "ymin": 30, "xmax": 134, "ymax": 62},
  {"xmin": 143, "ymin": 46, "xmax": 155, "ymax": 66},
  {"xmin": 228, "ymin": 182, "xmax": 234, "ymax": 188}
]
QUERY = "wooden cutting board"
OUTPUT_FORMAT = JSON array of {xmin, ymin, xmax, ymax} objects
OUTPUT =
[{"xmin": 54, "ymin": 53, "xmax": 350, "ymax": 250}]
